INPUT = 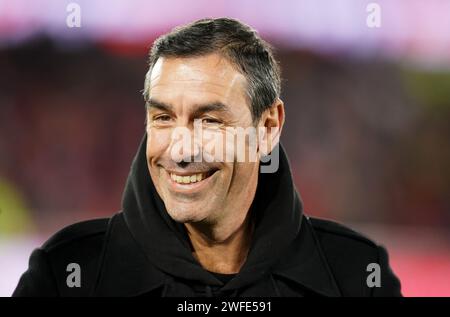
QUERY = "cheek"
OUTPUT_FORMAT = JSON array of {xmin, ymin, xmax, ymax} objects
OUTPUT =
[
  {"xmin": 146, "ymin": 128, "xmax": 172, "ymax": 161},
  {"xmin": 201, "ymin": 129, "xmax": 258, "ymax": 163},
  {"xmin": 234, "ymin": 161, "xmax": 258, "ymax": 179},
  {"xmin": 229, "ymin": 162, "xmax": 259, "ymax": 198}
]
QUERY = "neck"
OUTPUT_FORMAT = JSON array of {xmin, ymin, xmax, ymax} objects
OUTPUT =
[{"xmin": 185, "ymin": 210, "xmax": 254, "ymax": 274}]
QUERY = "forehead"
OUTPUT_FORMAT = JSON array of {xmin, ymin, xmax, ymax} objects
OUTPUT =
[{"xmin": 147, "ymin": 54, "xmax": 249, "ymax": 112}]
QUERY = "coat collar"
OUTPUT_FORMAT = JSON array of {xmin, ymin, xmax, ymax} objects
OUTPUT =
[
  {"xmin": 272, "ymin": 215, "xmax": 342, "ymax": 296},
  {"xmin": 92, "ymin": 213, "xmax": 342, "ymax": 297}
]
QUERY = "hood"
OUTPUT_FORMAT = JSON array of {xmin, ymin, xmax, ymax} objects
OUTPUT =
[{"xmin": 121, "ymin": 133, "xmax": 303, "ymax": 292}]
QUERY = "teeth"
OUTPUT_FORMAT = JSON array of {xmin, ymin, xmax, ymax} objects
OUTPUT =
[{"xmin": 170, "ymin": 172, "xmax": 209, "ymax": 184}]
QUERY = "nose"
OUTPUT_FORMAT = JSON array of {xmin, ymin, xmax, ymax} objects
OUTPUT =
[{"xmin": 169, "ymin": 127, "xmax": 202, "ymax": 163}]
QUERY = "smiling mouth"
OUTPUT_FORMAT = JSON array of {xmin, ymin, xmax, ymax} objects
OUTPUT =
[{"xmin": 169, "ymin": 170, "xmax": 217, "ymax": 184}]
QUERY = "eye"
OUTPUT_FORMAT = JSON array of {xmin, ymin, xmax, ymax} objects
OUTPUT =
[
  {"xmin": 202, "ymin": 117, "xmax": 222, "ymax": 125},
  {"xmin": 154, "ymin": 114, "xmax": 172, "ymax": 122}
]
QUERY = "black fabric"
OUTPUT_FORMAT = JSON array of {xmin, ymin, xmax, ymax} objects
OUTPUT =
[
  {"xmin": 208, "ymin": 272, "xmax": 236, "ymax": 285},
  {"xmin": 13, "ymin": 134, "xmax": 402, "ymax": 297}
]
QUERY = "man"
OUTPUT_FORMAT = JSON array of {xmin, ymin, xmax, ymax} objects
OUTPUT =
[{"xmin": 13, "ymin": 18, "xmax": 401, "ymax": 297}]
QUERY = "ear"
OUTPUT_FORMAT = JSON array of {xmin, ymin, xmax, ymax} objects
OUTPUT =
[{"xmin": 258, "ymin": 98, "xmax": 285, "ymax": 157}]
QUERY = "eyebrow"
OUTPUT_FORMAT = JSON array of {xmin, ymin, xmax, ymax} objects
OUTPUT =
[
  {"xmin": 191, "ymin": 102, "xmax": 231, "ymax": 118},
  {"xmin": 146, "ymin": 98, "xmax": 231, "ymax": 117},
  {"xmin": 146, "ymin": 98, "xmax": 174, "ymax": 113}
]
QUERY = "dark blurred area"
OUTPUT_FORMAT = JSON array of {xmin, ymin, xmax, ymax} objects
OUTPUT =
[{"xmin": 0, "ymin": 38, "xmax": 146, "ymax": 232}]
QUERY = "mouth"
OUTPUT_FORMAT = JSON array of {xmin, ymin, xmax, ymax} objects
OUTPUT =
[
  {"xmin": 169, "ymin": 170, "xmax": 216, "ymax": 184},
  {"xmin": 165, "ymin": 168, "xmax": 219, "ymax": 193}
]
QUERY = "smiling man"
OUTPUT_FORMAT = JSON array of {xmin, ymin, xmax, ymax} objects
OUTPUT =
[{"xmin": 13, "ymin": 18, "xmax": 401, "ymax": 297}]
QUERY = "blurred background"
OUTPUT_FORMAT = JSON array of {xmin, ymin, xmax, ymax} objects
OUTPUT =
[{"xmin": 0, "ymin": 0, "xmax": 449, "ymax": 296}]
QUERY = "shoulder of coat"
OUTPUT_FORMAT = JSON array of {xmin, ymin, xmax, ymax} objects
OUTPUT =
[
  {"xmin": 307, "ymin": 216, "xmax": 378, "ymax": 249},
  {"xmin": 41, "ymin": 217, "xmax": 110, "ymax": 252}
]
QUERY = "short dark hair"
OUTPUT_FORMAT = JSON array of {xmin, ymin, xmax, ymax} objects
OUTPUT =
[{"xmin": 143, "ymin": 18, "xmax": 281, "ymax": 124}]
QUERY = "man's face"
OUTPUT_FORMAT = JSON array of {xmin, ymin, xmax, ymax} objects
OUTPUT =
[{"xmin": 145, "ymin": 53, "xmax": 260, "ymax": 224}]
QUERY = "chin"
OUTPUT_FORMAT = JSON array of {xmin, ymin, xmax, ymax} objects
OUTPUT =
[{"xmin": 165, "ymin": 204, "xmax": 210, "ymax": 224}]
